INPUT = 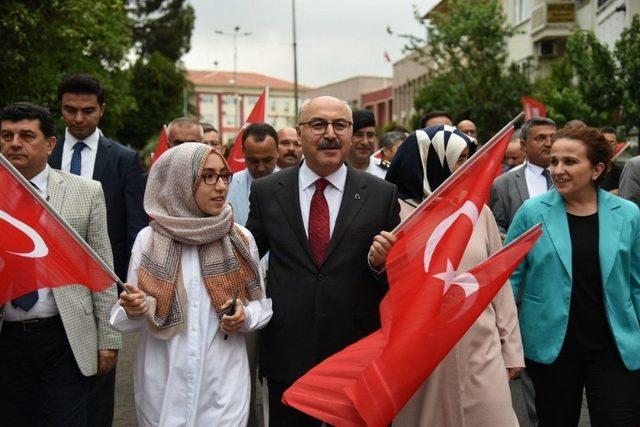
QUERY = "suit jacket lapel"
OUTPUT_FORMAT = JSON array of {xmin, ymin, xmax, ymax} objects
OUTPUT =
[
  {"xmin": 598, "ymin": 190, "xmax": 622, "ymax": 285},
  {"xmin": 274, "ymin": 166, "xmax": 315, "ymax": 263},
  {"xmin": 92, "ymin": 136, "xmax": 112, "ymax": 181},
  {"xmin": 47, "ymin": 169, "xmax": 66, "ymax": 214},
  {"xmin": 540, "ymin": 191, "xmax": 572, "ymax": 280},
  {"xmin": 515, "ymin": 167, "xmax": 530, "ymax": 204},
  {"xmin": 324, "ymin": 168, "xmax": 368, "ymax": 262}
]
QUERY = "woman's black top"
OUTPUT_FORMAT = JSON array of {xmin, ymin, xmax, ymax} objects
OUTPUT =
[{"xmin": 560, "ymin": 212, "xmax": 616, "ymax": 361}]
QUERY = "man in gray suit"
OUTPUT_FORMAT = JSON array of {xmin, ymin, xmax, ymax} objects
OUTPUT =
[
  {"xmin": 490, "ymin": 117, "xmax": 556, "ymax": 426},
  {"xmin": 619, "ymin": 153, "xmax": 640, "ymax": 205},
  {"xmin": 0, "ymin": 102, "xmax": 121, "ymax": 426},
  {"xmin": 490, "ymin": 117, "xmax": 556, "ymax": 235}
]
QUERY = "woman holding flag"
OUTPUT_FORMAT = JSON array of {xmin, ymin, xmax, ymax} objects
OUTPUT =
[
  {"xmin": 387, "ymin": 125, "xmax": 524, "ymax": 426},
  {"xmin": 506, "ymin": 124, "xmax": 640, "ymax": 426},
  {"xmin": 110, "ymin": 143, "xmax": 272, "ymax": 426}
]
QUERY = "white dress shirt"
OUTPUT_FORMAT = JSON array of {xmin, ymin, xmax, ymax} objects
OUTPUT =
[
  {"xmin": 365, "ymin": 156, "xmax": 387, "ymax": 179},
  {"xmin": 60, "ymin": 128, "xmax": 100, "ymax": 178},
  {"xmin": 299, "ymin": 162, "xmax": 347, "ymax": 238},
  {"xmin": 524, "ymin": 161, "xmax": 550, "ymax": 198},
  {"xmin": 110, "ymin": 226, "xmax": 272, "ymax": 427},
  {"xmin": 4, "ymin": 165, "xmax": 60, "ymax": 321}
]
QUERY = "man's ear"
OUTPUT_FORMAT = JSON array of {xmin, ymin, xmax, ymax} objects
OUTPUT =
[{"xmin": 46, "ymin": 136, "xmax": 57, "ymax": 156}]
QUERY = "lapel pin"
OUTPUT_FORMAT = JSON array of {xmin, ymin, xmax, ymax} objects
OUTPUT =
[{"xmin": 354, "ymin": 193, "xmax": 361, "ymax": 200}]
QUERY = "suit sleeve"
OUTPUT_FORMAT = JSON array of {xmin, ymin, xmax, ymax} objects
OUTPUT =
[
  {"xmin": 88, "ymin": 184, "xmax": 123, "ymax": 350},
  {"xmin": 490, "ymin": 180, "xmax": 508, "ymax": 236},
  {"xmin": 123, "ymin": 150, "xmax": 147, "ymax": 252},
  {"xmin": 619, "ymin": 159, "xmax": 640, "ymax": 207},
  {"xmin": 485, "ymin": 208, "xmax": 524, "ymax": 368},
  {"xmin": 504, "ymin": 204, "xmax": 530, "ymax": 304},
  {"xmin": 246, "ymin": 181, "xmax": 269, "ymax": 258}
]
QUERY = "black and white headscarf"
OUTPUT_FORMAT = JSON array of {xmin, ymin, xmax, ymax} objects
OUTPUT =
[{"xmin": 386, "ymin": 125, "xmax": 476, "ymax": 201}]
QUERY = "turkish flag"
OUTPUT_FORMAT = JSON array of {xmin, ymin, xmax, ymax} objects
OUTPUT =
[
  {"xmin": 521, "ymin": 96, "xmax": 547, "ymax": 120},
  {"xmin": 613, "ymin": 141, "xmax": 630, "ymax": 160},
  {"xmin": 226, "ymin": 87, "xmax": 269, "ymax": 173},
  {"xmin": 283, "ymin": 114, "xmax": 542, "ymax": 426},
  {"xmin": 150, "ymin": 125, "xmax": 168, "ymax": 169},
  {"xmin": 0, "ymin": 155, "xmax": 117, "ymax": 305}
]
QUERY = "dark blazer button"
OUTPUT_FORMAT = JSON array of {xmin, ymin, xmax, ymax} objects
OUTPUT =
[{"xmin": 317, "ymin": 273, "xmax": 323, "ymax": 281}]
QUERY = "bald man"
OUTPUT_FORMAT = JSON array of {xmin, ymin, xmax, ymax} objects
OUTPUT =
[{"xmin": 457, "ymin": 119, "xmax": 478, "ymax": 141}]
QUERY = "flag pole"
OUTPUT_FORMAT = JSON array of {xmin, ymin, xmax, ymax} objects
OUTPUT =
[
  {"xmin": 0, "ymin": 155, "xmax": 128, "ymax": 292},
  {"xmin": 392, "ymin": 112, "xmax": 525, "ymax": 234}
]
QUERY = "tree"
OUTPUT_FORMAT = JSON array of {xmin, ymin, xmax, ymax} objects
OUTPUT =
[
  {"xmin": 0, "ymin": 0, "xmax": 135, "ymax": 136},
  {"xmin": 398, "ymin": 0, "xmax": 531, "ymax": 142},
  {"xmin": 534, "ymin": 31, "xmax": 622, "ymax": 127},
  {"xmin": 615, "ymin": 14, "xmax": 640, "ymax": 131}
]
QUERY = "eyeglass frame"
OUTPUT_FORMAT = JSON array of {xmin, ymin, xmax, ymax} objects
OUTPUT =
[
  {"xmin": 199, "ymin": 171, "xmax": 233, "ymax": 186},
  {"xmin": 297, "ymin": 119, "xmax": 353, "ymax": 135}
]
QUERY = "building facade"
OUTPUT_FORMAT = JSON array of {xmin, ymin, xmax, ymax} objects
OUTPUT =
[
  {"xmin": 301, "ymin": 76, "xmax": 391, "ymax": 110},
  {"xmin": 188, "ymin": 70, "xmax": 308, "ymax": 146}
]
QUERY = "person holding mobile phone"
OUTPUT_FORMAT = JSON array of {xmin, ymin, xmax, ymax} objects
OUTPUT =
[{"xmin": 109, "ymin": 143, "xmax": 272, "ymax": 426}]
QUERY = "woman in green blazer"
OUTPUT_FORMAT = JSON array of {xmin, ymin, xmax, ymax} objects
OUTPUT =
[{"xmin": 505, "ymin": 124, "xmax": 640, "ymax": 427}]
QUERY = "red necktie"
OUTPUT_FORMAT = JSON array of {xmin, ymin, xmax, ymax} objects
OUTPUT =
[{"xmin": 309, "ymin": 178, "xmax": 330, "ymax": 265}]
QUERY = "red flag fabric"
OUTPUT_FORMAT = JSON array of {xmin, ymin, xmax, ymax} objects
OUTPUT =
[
  {"xmin": 521, "ymin": 97, "xmax": 547, "ymax": 120},
  {"xmin": 0, "ymin": 156, "xmax": 116, "ymax": 305},
  {"xmin": 613, "ymin": 141, "xmax": 630, "ymax": 160},
  {"xmin": 150, "ymin": 125, "xmax": 168, "ymax": 169},
  {"xmin": 283, "ymin": 115, "xmax": 540, "ymax": 426},
  {"xmin": 227, "ymin": 87, "xmax": 269, "ymax": 173}
]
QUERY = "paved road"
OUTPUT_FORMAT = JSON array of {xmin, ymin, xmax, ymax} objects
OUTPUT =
[{"xmin": 114, "ymin": 333, "xmax": 590, "ymax": 426}]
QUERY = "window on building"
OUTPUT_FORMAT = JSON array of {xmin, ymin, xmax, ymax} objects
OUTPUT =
[{"xmin": 514, "ymin": 0, "xmax": 531, "ymax": 24}]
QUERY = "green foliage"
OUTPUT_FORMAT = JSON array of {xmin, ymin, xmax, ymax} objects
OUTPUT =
[
  {"xmin": 116, "ymin": 53, "xmax": 187, "ymax": 147},
  {"xmin": 615, "ymin": 15, "xmax": 640, "ymax": 127},
  {"xmin": 0, "ymin": 0, "xmax": 135, "ymax": 136},
  {"xmin": 402, "ymin": 0, "xmax": 531, "ymax": 142},
  {"xmin": 534, "ymin": 30, "xmax": 622, "ymax": 127}
]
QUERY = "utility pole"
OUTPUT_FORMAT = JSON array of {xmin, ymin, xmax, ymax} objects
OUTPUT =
[
  {"xmin": 214, "ymin": 26, "xmax": 252, "ymax": 132},
  {"xmin": 292, "ymin": 0, "xmax": 299, "ymax": 119}
]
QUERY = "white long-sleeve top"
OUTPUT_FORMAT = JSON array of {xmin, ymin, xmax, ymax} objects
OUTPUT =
[{"xmin": 110, "ymin": 225, "xmax": 272, "ymax": 427}]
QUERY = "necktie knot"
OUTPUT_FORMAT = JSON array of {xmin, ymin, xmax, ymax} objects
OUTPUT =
[
  {"xmin": 73, "ymin": 141, "xmax": 87, "ymax": 153},
  {"xmin": 315, "ymin": 178, "xmax": 329, "ymax": 193}
]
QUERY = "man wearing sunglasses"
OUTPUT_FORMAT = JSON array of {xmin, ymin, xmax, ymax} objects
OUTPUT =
[
  {"xmin": 246, "ymin": 96, "xmax": 400, "ymax": 426},
  {"xmin": 347, "ymin": 109, "xmax": 388, "ymax": 179}
]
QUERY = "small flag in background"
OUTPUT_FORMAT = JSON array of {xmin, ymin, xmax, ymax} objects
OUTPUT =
[
  {"xmin": 150, "ymin": 125, "xmax": 168, "ymax": 169},
  {"xmin": 521, "ymin": 97, "xmax": 547, "ymax": 120},
  {"xmin": 226, "ymin": 87, "xmax": 269, "ymax": 173},
  {"xmin": 384, "ymin": 51, "xmax": 392, "ymax": 63}
]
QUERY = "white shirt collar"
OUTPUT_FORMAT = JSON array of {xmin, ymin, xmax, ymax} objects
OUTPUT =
[
  {"xmin": 30, "ymin": 164, "xmax": 50, "ymax": 195},
  {"xmin": 525, "ymin": 160, "xmax": 546, "ymax": 176},
  {"xmin": 64, "ymin": 127, "xmax": 100, "ymax": 152},
  {"xmin": 300, "ymin": 161, "xmax": 347, "ymax": 192}
]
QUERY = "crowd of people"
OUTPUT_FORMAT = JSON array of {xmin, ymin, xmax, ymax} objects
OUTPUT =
[{"xmin": 0, "ymin": 72, "xmax": 639, "ymax": 427}]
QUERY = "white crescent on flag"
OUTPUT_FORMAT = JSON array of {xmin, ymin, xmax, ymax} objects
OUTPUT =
[
  {"xmin": 0, "ymin": 209, "xmax": 49, "ymax": 258},
  {"xmin": 423, "ymin": 201, "xmax": 479, "ymax": 272}
]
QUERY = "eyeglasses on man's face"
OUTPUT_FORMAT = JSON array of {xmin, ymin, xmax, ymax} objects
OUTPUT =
[
  {"xmin": 298, "ymin": 119, "xmax": 352, "ymax": 135},
  {"xmin": 353, "ymin": 130, "xmax": 377, "ymax": 140},
  {"xmin": 200, "ymin": 171, "xmax": 233, "ymax": 185}
]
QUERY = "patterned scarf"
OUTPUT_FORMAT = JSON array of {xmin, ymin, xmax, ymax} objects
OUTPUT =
[{"xmin": 139, "ymin": 143, "xmax": 261, "ymax": 337}]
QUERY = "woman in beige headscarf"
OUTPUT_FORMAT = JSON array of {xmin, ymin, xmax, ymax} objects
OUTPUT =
[
  {"xmin": 387, "ymin": 125, "xmax": 524, "ymax": 426},
  {"xmin": 110, "ymin": 143, "xmax": 272, "ymax": 427}
]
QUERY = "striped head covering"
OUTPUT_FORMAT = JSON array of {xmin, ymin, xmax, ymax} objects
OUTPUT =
[
  {"xmin": 140, "ymin": 143, "xmax": 262, "ymax": 338},
  {"xmin": 386, "ymin": 124, "xmax": 476, "ymax": 201}
]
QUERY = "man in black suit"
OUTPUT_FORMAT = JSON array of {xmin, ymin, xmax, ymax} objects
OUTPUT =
[
  {"xmin": 246, "ymin": 96, "xmax": 400, "ymax": 426},
  {"xmin": 49, "ymin": 73, "xmax": 147, "ymax": 427}
]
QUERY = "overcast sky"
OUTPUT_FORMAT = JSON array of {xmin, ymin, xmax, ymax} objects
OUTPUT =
[{"xmin": 182, "ymin": 0, "xmax": 439, "ymax": 88}]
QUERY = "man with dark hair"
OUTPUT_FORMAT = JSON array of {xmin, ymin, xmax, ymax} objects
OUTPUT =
[
  {"xmin": 347, "ymin": 109, "xmax": 387, "ymax": 178},
  {"xmin": 276, "ymin": 127, "xmax": 303, "ymax": 169},
  {"xmin": 0, "ymin": 102, "xmax": 121, "ymax": 426},
  {"xmin": 201, "ymin": 122, "xmax": 223, "ymax": 153},
  {"xmin": 419, "ymin": 110, "xmax": 453, "ymax": 128},
  {"xmin": 49, "ymin": 73, "xmax": 146, "ymax": 427},
  {"xmin": 600, "ymin": 126, "xmax": 621, "ymax": 194},
  {"xmin": 166, "ymin": 117, "xmax": 203, "ymax": 147}
]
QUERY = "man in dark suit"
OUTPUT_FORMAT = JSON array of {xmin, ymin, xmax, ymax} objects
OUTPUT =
[
  {"xmin": 48, "ymin": 73, "xmax": 147, "ymax": 427},
  {"xmin": 246, "ymin": 96, "xmax": 400, "ymax": 426}
]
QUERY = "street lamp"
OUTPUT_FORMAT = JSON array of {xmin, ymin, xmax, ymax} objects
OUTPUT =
[{"xmin": 214, "ymin": 26, "xmax": 252, "ymax": 132}]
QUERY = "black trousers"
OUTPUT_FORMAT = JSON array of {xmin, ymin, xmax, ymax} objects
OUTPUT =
[
  {"xmin": 527, "ymin": 354, "xmax": 640, "ymax": 427},
  {"xmin": 0, "ymin": 317, "xmax": 89, "ymax": 427},
  {"xmin": 267, "ymin": 379, "xmax": 322, "ymax": 427},
  {"xmin": 86, "ymin": 368, "xmax": 116, "ymax": 427}
]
